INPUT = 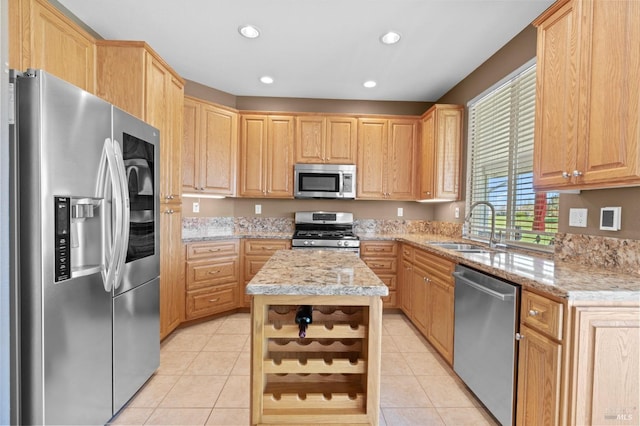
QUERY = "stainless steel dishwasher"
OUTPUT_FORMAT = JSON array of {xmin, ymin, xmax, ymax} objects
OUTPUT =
[{"xmin": 453, "ymin": 265, "xmax": 520, "ymax": 426}]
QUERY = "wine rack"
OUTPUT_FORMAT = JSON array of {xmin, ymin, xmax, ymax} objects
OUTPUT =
[{"xmin": 251, "ymin": 295, "xmax": 382, "ymax": 425}]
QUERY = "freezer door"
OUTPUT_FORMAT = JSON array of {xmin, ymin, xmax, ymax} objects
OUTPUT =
[{"xmin": 113, "ymin": 277, "xmax": 160, "ymax": 413}]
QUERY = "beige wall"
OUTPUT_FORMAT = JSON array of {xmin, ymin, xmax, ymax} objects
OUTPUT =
[{"xmin": 183, "ymin": 197, "xmax": 435, "ymax": 221}]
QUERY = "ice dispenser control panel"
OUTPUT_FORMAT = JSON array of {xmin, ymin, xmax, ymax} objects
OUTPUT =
[{"xmin": 54, "ymin": 196, "xmax": 70, "ymax": 282}]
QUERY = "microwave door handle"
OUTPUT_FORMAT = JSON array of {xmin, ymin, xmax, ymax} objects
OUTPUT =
[{"xmin": 338, "ymin": 171, "xmax": 344, "ymax": 196}]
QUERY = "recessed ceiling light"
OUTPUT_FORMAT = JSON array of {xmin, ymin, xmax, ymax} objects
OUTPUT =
[
  {"xmin": 380, "ymin": 31, "xmax": 401, "ymax": 45},
  {"xmin": 363, "ymin": 80, "xmax": 377, "ymax": 88},
  {"xmin": 260, "ymin": 76, "xmax": 274, "ymax": 84},
  {"xmin": 238, "ymin": 25, "xmax": 260, "ymax": 39}
]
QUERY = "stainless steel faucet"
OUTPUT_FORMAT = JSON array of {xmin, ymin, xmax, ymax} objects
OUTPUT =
[{"xmin": 464, "ymin": 201, "xmax": 498, "ymax": 248}]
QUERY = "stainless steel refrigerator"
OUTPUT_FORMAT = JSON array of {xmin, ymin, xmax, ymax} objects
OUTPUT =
[{"xmin": 11, "ymin": 69, "xmax": 160, "ymax": 425}]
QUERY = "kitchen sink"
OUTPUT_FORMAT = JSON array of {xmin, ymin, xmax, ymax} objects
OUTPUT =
[{"xmin": 427, "ymin": 242, "xmax": 492, "ymax": 253}]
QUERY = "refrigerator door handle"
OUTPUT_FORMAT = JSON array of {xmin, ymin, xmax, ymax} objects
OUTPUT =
[
  {"xmin": 112, "ymin": 140, "xmax": 130, "ymax": 290},
  {"xmin": 96, "ymin": 138, "xmax": 124, "ymax": 292}
]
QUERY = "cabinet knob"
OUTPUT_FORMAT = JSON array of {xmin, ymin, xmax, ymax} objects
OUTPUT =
[
  {"xmin": 515, "ymin": 333, "xmax": 525, "ymax": 340},
  {"xmin": 165, "ymin": 209, "xmax": 174, "ymax": 214},
  {"xmin": 423, "ymin": 276, "xmax": 431, "ymax": 283},
  {"xmin": 528, "ymin": 309, "xmax": 539, "ymax": 316},
  {"xmin": 562, "ymin": 172, "xmax": 571, "ymax": 179},
  {"xmin": 572, "ymin": 170, "xmax": 583, "ymax": 177},
  {"xmin": 166, "ymin": 194, "xmax": 175, "ymax": 200}
]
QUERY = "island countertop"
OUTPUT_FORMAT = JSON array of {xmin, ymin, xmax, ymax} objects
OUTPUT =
[{"xmin": 245, "ymin": 249, "xmax": 388, "ymax": 297}]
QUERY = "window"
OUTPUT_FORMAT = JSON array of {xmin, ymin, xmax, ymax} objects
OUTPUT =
[{"xmin": 466, "ymin": 60, "xmax": 558, "ymax": 250}]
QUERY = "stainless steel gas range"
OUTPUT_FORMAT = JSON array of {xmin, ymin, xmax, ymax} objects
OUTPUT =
[{"xmin": 291, "ymin": 211, "xmax": 360, "ymax": 254}]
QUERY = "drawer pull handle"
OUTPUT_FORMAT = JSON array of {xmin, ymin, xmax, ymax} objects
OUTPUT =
[
  {"xmin": 528, "ymin": 309, "xmax": 540, "ymax": 316},
  {"xmin": 208, "ymin": 248, "xmax": 220, "ymax": 252},
  {"xmin": 209, "ymin": 298, "xmax": 220, "ymax": 303},
  {"xmin": 208, "ymin": 270, "xmax": 221, "ymax": 275}
]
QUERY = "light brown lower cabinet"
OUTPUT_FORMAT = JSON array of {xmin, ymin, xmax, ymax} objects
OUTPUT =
[
  {"xmin": 516, "ymin": 290, "xmax": 639, "ymax": 425},
  {"xmin": 398, "ymin": 244, "xmax": 454, "ymax": 365},
  {"xmin": 185, "ymin": 240, "xmax": 239, "ymax": 320},
  {"xmin": 159, "ymin": 204, "xmax": 184, "ymax": 340},
  {"xmin": 360, "ymin": 241, "xmax": 398, "ymax": 308},
  {"xmin": 241, "ymin": 239, "xmax": 291, "ymax": 307}
]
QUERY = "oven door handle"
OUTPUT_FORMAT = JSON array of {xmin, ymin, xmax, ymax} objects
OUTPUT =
[{"xmin": 453, "ymin": 271, "xmax": 514, "ymax": 301}]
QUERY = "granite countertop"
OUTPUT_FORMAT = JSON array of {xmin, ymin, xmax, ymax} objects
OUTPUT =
[
  {"xmin": 360, "ymin": 233, "xmax": 640, "ymax": 302},
  {"xmin": 183, "ymin": 231, "xmax": 292, "ymax": 243},
  {"xmin": 245, "ymin": 250, "xmax": 388, "ymax": 297}
]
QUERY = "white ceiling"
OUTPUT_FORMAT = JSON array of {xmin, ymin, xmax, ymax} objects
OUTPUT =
[{"xmin": 58, "ymin": 0, "xmax": 554, "ymax": 102}]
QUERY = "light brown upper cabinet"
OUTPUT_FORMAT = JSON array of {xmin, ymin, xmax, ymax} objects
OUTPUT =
[
  {"xmin": 239, "ymin": 114, "xmax": 295, "ymax": 198},
  {"xmin": 357, "ymin": 118, "xmax": 418, "ymax": 200},
  {"xmin": 419, "ymin": 105, "xmax": 463, "ymax": 201},
  {"xmin": 96, "ymin": 41, "xmax": 185, "ymax": 204},
  {"xmin": 295, "ymin": 116, "xmax": 357, "ymax": 164},
  {"xmin": 10, "ymin": 0, "xmax": 96, "ymax": 93},
  {"xmin": 533, "ymin": 0, "xmax": 640, "ymax": 190},
  {"xmin": 183, "ymin": 97, "xmax": 238, "ymax": 196}
]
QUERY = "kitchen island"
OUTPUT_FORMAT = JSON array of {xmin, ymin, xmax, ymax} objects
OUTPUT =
[{"xmin": 246, "ymin": 249, "xmax": 388, "ymax": 425}]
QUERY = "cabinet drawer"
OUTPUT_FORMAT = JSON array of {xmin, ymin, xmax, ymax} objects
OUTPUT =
[
  {"xmin": 244, "ymin": 239, "xmax": 291, "ymax": 255},
  {"xmin": 361, "ymin": 241, "xmax": 397, "ymax": 256},
  {"xmin": 521, "ymin": 291, "xmax": 564, "ymax": 340},
  {"xmin": 187, "ymin": 240, "xmax": 238, "ymax": 260},
  {"xmin": 186, "ymin": 283, "xmax": 237, "ymax": 320},
  {"xmin": 414, "ymin": 249, "xmax": 454, "ymax": 281},
  {"xmin": 402, "ymin": 244, "xmax": 413, "ymax": 260},
  {"xmin": 362, "ymin": 258, "xmax": 397, "ymax": 274},
  {"xmin": 187, "ymin": 258, "xmax": 238, "ymax": 290},
  {"xmin": 382, "ymin": 291, "xmax": 397, "ymax": 308},
  {"xmin": 377, "ymin": 275, "xmax": 397, "ymax": 291}
]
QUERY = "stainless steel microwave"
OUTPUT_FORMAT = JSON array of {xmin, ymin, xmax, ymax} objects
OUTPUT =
[{"xmin": 294, "ymin": 164, "xmax": 356, "ymax": 199}]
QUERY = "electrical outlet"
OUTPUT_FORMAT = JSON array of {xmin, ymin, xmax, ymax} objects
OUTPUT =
[
  {"xmin": 192, "ymin": 202, "xmax": 199, "ymax": 213},
  {"xmin": 255, "ymin": 204, "xmax": 262, "ymax": 215},
  {"xmin": 397, "ymin": 207, "xmax": 403, "ymax": 217},
  {"xmin": 454, "ymin": 207, "xmax": 460, "ymax": 219},
  {"xmin": 569, "ymin": 208, "xmax": 588, "ymax": 227}
]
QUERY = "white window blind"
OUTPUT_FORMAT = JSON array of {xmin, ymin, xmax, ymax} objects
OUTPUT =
[{"xmin": 466, "ymin": 61, "xmax": 558, "ymax": 250}]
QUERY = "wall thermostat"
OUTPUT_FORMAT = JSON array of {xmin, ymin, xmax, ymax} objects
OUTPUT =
[{"xmin": 600, "ymin": 207, "xmax": 621, "ymax": 231}]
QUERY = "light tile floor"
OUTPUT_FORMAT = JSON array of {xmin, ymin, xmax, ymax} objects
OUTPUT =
[{"xmin": 110, "ymin": 312, "xmax": 498, "ymax": 426}]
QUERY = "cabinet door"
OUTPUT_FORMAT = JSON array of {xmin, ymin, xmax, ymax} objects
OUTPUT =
[
  {"xmin": 420, "ymin": 111, "xmax": 436, "ymax": 199},
  {"xmin": 410, "ymin": 265, "xmax": 429, "ymax": 335},
  {"xmin": 516, "ymin": 324, "xmax": 562, "ymax": 426},
  {"xmin": 577, "ymin": 0, "xmax": 640, "ymax": 186},
  {"xmin": 266, "ymin": 116, "xmax": 294, "ymax": 197},
  {"xmin": 387, "ymin": 119, "xmax": 418, "ymax": 200},
  {"xmin": 159, "ymin": 205, "xmax": 183, "ymax": 339},
  {"xmin": 296, "ymin": 116, "xmax": 325, "ymax": 163},
  {"xmin": 400, "ymin": 258, "xmax": 412, "ymax": 315},
  {"xmin": 571, "ymin": 307, "xmax": 639, "ymax": 425},
  {"xmin": 166, "ymin": 75, "xmax": 184, "ymax": 203},
  {"xmin": 357, "ymin": 118, "xmax": 387, "ymax": 198},
  {"xmin": 182, "ymin": 98, "xmax": 200, "ymax": 192},
  {"xmin": 427, "ymin": 278, "xmax": 454, "ymax": 364},
  {"xmin": 200, "ymin": 104, "xmax": 238, "ymax": 195},
  {"xmin": 240, "ymin": 115, "xmax": 267, "ymax": 197},
  {"xmin": 533, "ymin": 0, "xmax": 580, "ymax": 189},
  {"xmin": 25, "ymin": 0, "xmax": 96, "ymax": 93},
  {"xmin": 434, "ymin": 108, "xmax": 462, "ymax": 200},
  {"xmin": 325, "ymin": 116, "xmax": 357, "ymax": 164}
]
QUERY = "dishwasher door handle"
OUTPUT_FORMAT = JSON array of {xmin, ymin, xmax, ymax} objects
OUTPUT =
[{"xmin": 453, "ymin": 271, "xmax": 514, "ymax": 301}]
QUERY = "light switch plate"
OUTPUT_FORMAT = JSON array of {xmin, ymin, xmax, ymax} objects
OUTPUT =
[
  {"xmin": 255, "ymin": 204, "xmax": 262, "ymax": 215},
  {"xmin": 192, "ymin": 202, "xmax": 199, "ymax": 213},
  {"xmin": 569, "ymin": 208, "xmax": 588, "ymax": 227},
  {"xmin": 397, "ymin": 207, "xmax": 403, "ymax": 217}
]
